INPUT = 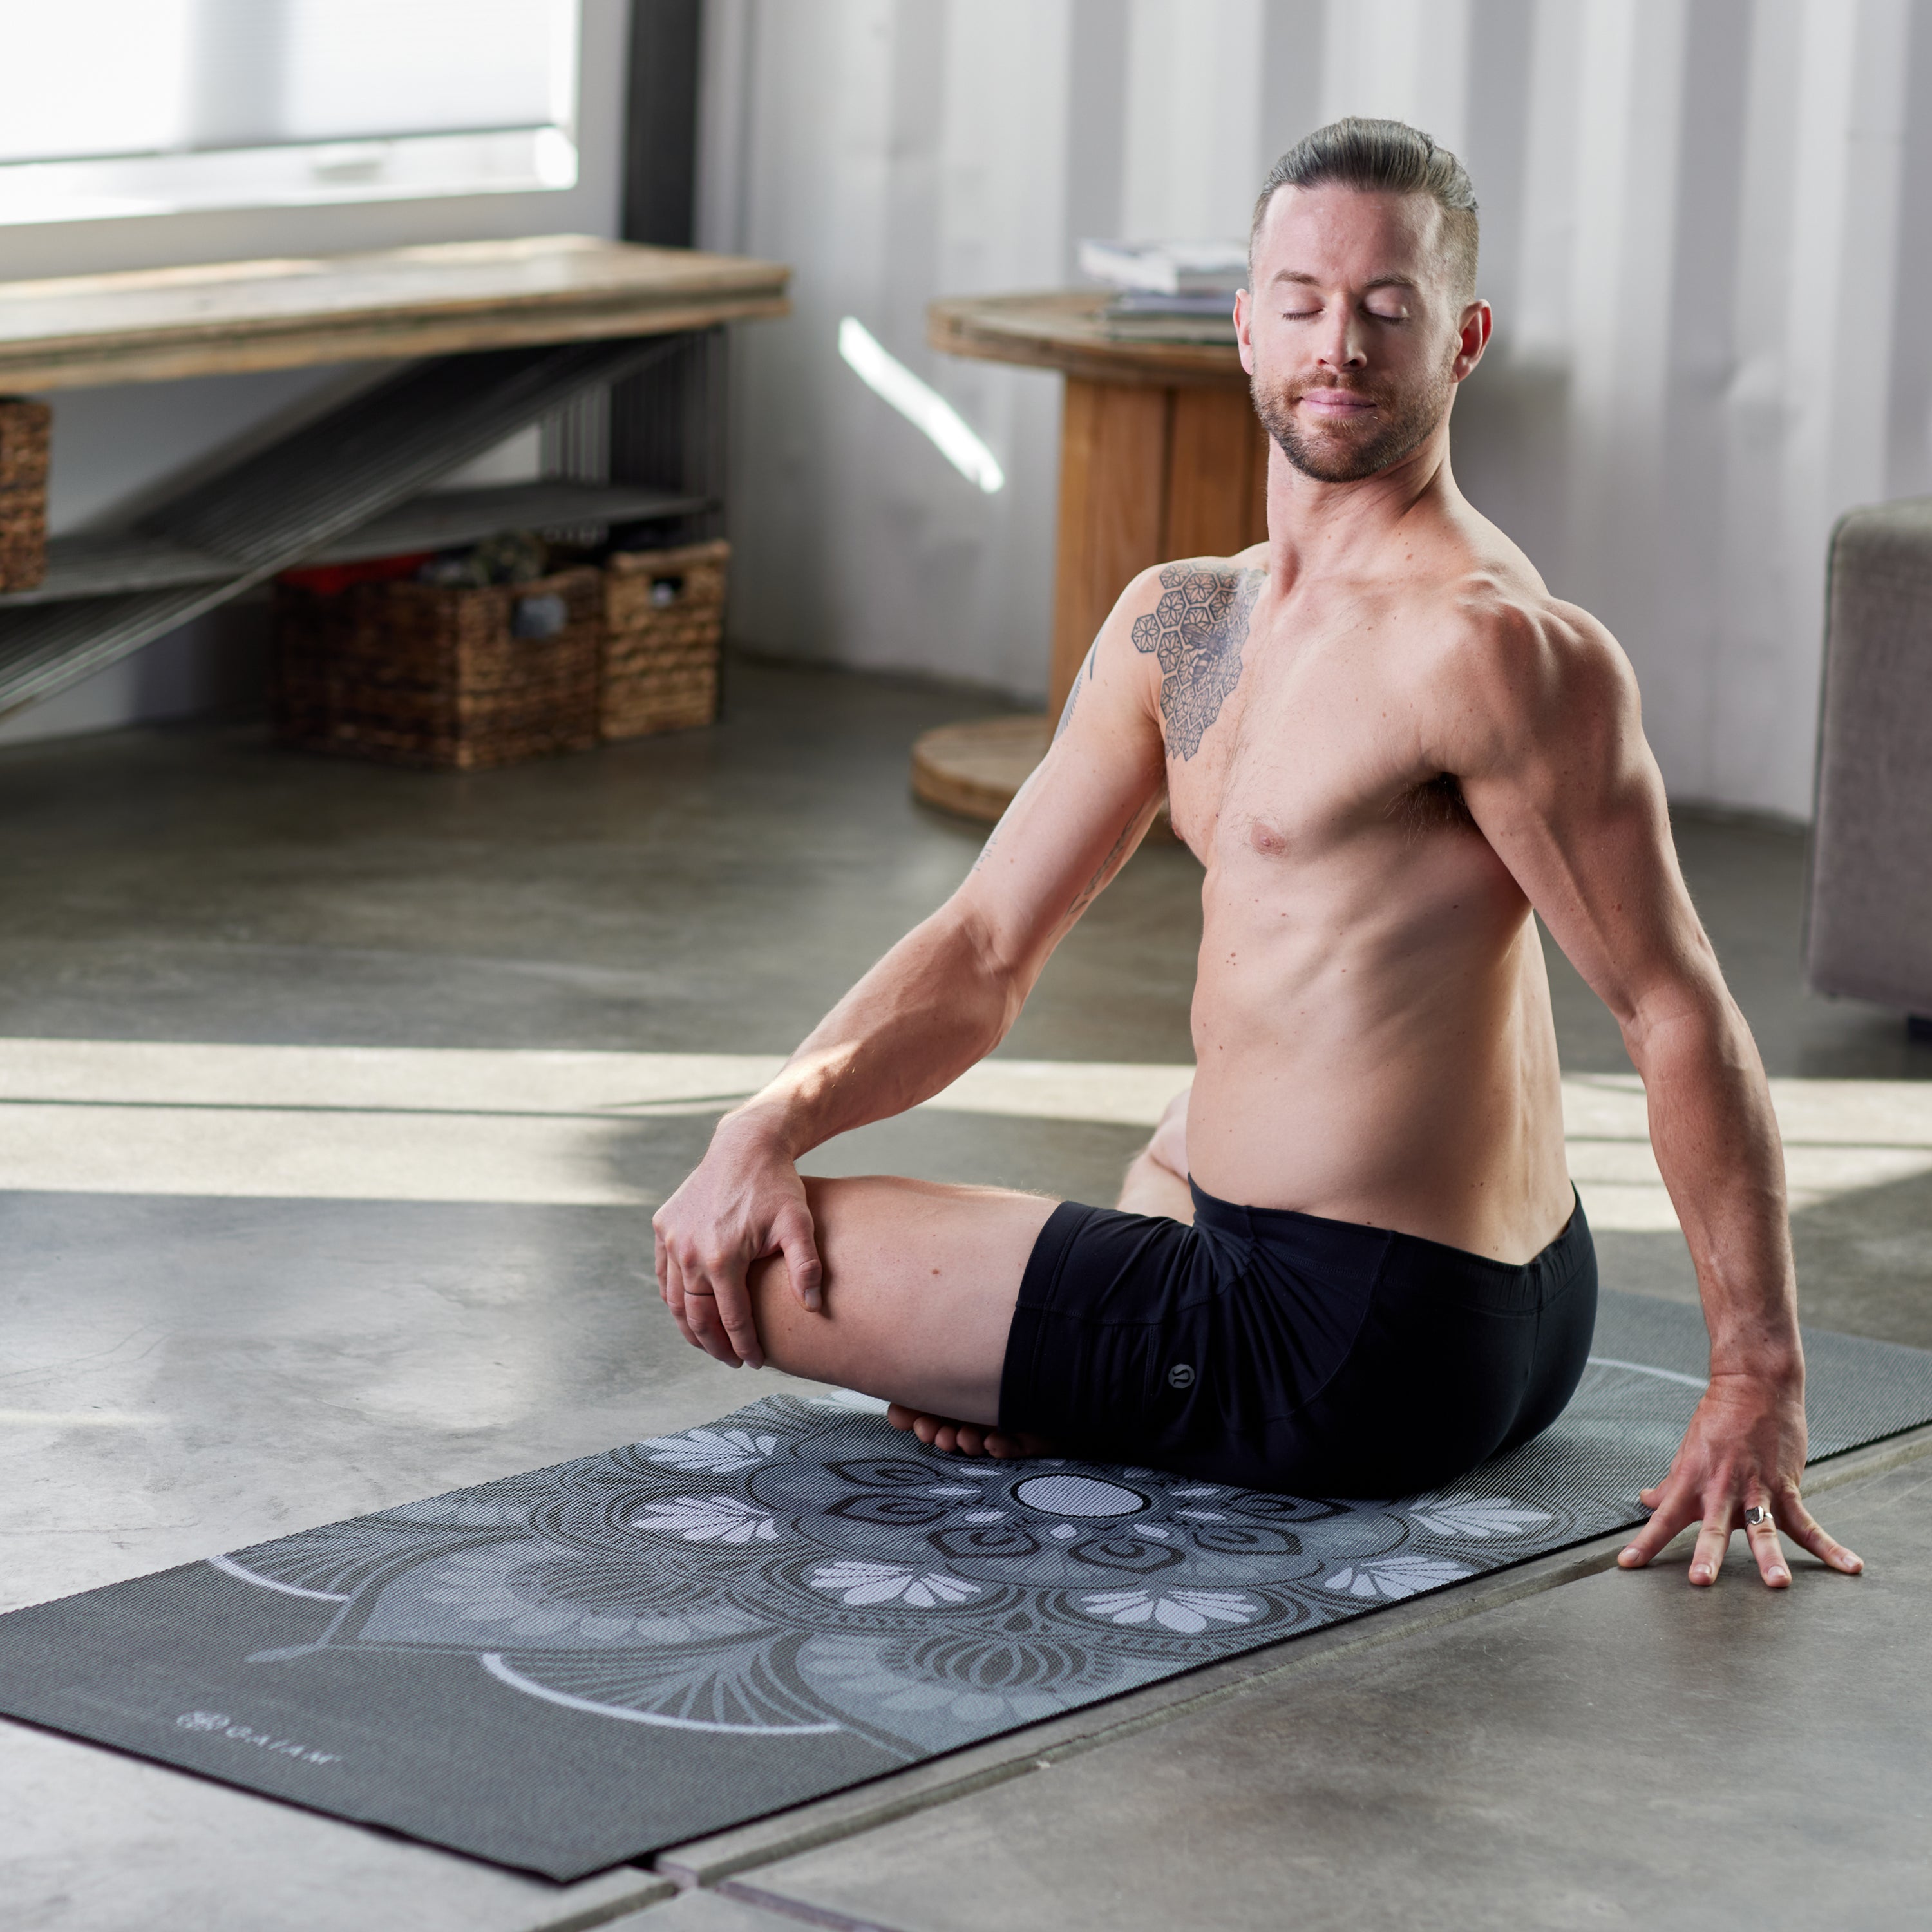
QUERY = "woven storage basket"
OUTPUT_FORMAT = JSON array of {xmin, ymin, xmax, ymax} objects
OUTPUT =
[
  {"xmin": 601, "ymin": 538, "xmax": 728, "ymax": 740},
  {"xmin": 273, "ymin": 565, "xmax": 602, "ymax": 769},
  {"xmin": 0, "ymin": 397, "xmax": 52, "ymax": 592}
]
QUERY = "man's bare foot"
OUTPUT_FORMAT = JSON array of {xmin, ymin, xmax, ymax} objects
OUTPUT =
[{"xmin": 886, "ymin": 1403, "xmax": 1054, "ymax": 1459}]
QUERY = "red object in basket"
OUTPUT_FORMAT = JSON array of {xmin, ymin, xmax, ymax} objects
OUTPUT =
[{"xmin": 278, "ymin": 553, "xmax": 434, "ymax": 597}]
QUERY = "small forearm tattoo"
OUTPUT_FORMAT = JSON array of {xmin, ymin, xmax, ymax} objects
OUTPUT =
[
  {"xmin": 1066, "ymin": 807, "xmax": 1145, "ymax": 922},
  {"xmin": 1052, "ymin": 644, "xmax": 1098, "ymax": 743},
  {"xmin": 1130, "ymin": 562, "xmax": 1264, "ymax": 759}
]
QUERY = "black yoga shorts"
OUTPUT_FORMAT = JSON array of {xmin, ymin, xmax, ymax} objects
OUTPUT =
[{"xmin": 999, "ymin": 1180, "xmax": 1597, "ymax": 1497}]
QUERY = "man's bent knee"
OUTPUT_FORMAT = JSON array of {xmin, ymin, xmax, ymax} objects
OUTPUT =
[{"xmin": 741, "ymin": 1173, "xmax": 1048, "ymax": 1425}]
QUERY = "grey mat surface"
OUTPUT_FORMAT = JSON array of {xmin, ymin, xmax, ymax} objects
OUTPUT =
[{"xmin": 2, "ymin": 1290, "xmax": 1929, "ymax": 1881}]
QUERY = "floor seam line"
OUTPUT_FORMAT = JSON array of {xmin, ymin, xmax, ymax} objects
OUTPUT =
[{"xmin": 715, "ymin": 1876, "xmax": 920, "ymax": 1932}]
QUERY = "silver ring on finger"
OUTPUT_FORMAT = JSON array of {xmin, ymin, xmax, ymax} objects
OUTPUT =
[{"xmin": 1743, "ymin": 1503, "xmax": 1774, "ymax": 1529}]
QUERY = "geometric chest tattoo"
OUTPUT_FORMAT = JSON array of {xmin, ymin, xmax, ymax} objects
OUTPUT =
[{"xmin": 1129, "ymin": 561, "xmax": 1266, "ymax": 759}]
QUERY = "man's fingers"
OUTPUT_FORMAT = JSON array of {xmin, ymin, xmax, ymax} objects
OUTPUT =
[
  {"xmin": 660, "ymin": 1251, "xmax": 696, "ymax": 1345},
  {"xmin": 1779, "ymin": 1492, "xmax": 1865, "ymax": 1575},
  {"xmin": 661, "ymin": 1250, "xmax": 694, "ymax": 1340},
  {"xmin": 1743, "ymin": 1493, "xmax": 1790, "ymax": 1589},
  {"xmin": 1687, "ymin": 1513, "xmax": 1732, "ymax": 1587},
  {"xmin": 681, "ymin": 1286, "xmax": 741, "ymax": 1365},
  {"xmin": 775, "ymin": 1208, "xmax": 824, "ymax": 1314},
  {"xmin": 1618, "ymin": 1490, "xmax": 1695, "ymax": 1569},
  {"xmin": 710, "ymin": 1276, "xmax": 764, "ymax": 1370}
]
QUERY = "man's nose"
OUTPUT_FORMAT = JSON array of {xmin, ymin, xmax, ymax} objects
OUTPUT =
[{"xmin": 1315, "ymin": 309, "xmax": 1368, "ymax": 370}]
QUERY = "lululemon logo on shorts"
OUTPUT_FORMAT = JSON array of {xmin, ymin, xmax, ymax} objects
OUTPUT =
[{"xmin": 1167, "ymin": 1363, "xmax": 1196, "ymax": 1390}]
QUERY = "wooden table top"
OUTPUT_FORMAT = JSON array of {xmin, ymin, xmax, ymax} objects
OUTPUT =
[
  {"xmin": 0, "ymin": 235, "xmax": 790, "ymax": 392},
  {"xmin": 927, "ymin": 289, "xmax": 1245, "ymax": 389}
]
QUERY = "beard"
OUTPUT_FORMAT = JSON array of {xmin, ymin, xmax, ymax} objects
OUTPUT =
[{"xmin": 1251, "ymin": 359, "xmax": 1454, "ymax": 484}]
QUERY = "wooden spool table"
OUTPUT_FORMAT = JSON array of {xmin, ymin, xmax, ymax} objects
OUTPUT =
[
  {"xmin": 913, "ymin": 290, "xmax": 1267, "ymax": 823},
  {"xmin": 0, "ymin": 235, "xmax": 788, "ymax": 717}
]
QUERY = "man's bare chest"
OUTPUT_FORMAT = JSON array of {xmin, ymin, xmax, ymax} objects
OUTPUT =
[{"xmin": 1159, "ymin": 613, "xmax": 1455, "ymax": 862}]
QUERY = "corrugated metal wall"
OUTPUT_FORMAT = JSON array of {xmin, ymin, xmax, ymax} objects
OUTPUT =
[{"xmin": 700, "ymin": 0, "xmax": 1932, "ymax": 820}]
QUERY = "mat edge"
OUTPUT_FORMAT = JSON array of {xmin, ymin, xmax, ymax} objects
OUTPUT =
[{"xmin": 653, "ymin": 1418, "xmax": 1932, "ymax": 1889}]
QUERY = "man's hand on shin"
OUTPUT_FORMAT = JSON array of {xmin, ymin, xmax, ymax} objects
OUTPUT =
[
  {"xmin": 651, "ymin": 1113, "xmax": 825, "ymax": 1368},
  {"xmin": 1615, "ymin": 1367, "xmax": 1864, "ymax": 1590}
]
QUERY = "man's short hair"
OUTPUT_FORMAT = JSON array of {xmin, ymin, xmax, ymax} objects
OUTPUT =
[{"xmin": 1251, "ymin": 117, "xmax": 1479, "ymax": 299}]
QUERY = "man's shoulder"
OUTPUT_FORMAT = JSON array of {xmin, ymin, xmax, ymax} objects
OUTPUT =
[
  {"xmin": 1119, "ymin": 547, "xmax": 1268, "ymax": 610},
  {"xmin": 1428, "ymin": 569, "xmax": 1631, "ymax": 703},
  {"xmin": 1113, "ymin": 547, "xmax": 1268, "ymax": 649},
  {"xmin": 1416, "ymin": 569, "xmax": 1639, "ymax": 770}
]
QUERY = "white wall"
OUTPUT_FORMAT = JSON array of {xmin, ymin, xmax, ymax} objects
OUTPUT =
[
  {"xmin": 701, "ymin": 0, "xmax": 1932, "ymax": 819},
  {"xmin": 0, "ymin": 0, "xmax": 631, "ymax": 748}
]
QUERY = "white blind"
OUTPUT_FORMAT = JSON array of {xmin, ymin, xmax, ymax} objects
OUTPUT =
[{"xmin": 0, "ymin": 0, "xmax": 571, "ymax": 166}]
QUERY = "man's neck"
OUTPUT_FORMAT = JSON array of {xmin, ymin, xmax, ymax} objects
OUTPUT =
[{"xmin": 1261, "ymin": 426, "xmax": 1458, "ymax": 594}]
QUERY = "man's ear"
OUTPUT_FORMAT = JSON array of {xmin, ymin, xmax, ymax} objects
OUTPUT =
[
  {"xmin": 1234, "ymin": 287, "xmax": 1256, "ymax": 376},
  {"xmin": 1452, "ymin": 299, "xmax": 1492, "ymax": 381}
]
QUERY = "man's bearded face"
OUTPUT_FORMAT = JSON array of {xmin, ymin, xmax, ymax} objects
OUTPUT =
[
  {"xmin": 1242, "ymin": 185, "xmax": 1466, "ymax": 484},
  {"xmin": 1249, "ymin": 352, "xmax": 1455, "ymax": 484}
]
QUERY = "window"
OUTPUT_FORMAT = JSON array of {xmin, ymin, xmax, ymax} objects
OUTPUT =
[{"xmin": 0, "ymin": 0, "xmax": 578, "ymax": 224}]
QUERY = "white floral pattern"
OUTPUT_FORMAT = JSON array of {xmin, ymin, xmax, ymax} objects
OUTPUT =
[
  {"xmin": 808, "ymin": 1561, "xmax": 981, "ymax": 1608},
  {"xmin": 639, "ymin": 1428, "xmax": 781, "ymax": 1473},
  {"xmin": 631, "ymin": 1495, "xmax": 780, "ymax": 1545},
  {"xmin": 1406, "ymin": 1495, "xmax": 1556, "ymax": 1540},
  {"xmin": 1079, "ymin": 1588, "xmax": 1261, "ymax": 1633},
  {"xmin": 1320, "ymin": 1553, "xmax": 1474, "ymax": 1600}
]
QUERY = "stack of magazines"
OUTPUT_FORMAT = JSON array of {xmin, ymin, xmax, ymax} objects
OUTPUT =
[{"xmin": 1077, "ymin": 240, "xmax": 1245, "ymax": 342}]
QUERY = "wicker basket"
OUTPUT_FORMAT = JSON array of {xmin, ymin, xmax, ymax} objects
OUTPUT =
[
  {"xmin": 0, "ymin": 397, "xmax": 52, "ymax": 592},
  {"xmin": 272, "ymin": 566, "xmax": 602, "ymax": 769},
  {"xmin": 601, "ymin": 538, "xmax": 728, "ymax": 740}
]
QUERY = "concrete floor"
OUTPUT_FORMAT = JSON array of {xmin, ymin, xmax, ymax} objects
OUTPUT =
[{"xmin": 3, "ymin": 658, "xmax": 1930, "ymax": 1930}]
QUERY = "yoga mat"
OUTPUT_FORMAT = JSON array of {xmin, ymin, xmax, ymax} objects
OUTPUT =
[{"xmin": 3, "ymin": 1290, "xmax": 1929, "ymax": 1881}]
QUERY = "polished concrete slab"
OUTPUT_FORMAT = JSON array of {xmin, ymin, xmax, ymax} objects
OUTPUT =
[
  {"xmin": 729, "ymin": 1454, "xmax": 1932, "ymax": 1932},
  {"xmin": 2, "ymin": 1716, "xmax": 674, "ymax": 1932},
  {"xmin": 1, "ymin": 658, "xmax": 1927, "ymax": 1927},
  {"xmin": 608, "ymin": 1891, "xmax": 797, "ymax": 1931}
]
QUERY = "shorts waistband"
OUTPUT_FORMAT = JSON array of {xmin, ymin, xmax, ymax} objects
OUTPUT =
[{"xmin": 1187, "ymin": 1178, "xmax": 1593, "ymax": 1312}]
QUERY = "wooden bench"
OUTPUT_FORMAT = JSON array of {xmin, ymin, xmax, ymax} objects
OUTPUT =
[{"xmin": 0, "ymin": 234, "xmax": 789, "ymax": 716}]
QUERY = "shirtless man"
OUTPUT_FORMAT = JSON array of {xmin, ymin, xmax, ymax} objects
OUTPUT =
[{"xmin": 654, "ymin": 117, "xmax": 1861, "ymax": 1591}]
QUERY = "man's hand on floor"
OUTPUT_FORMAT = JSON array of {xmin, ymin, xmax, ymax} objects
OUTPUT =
[
  {"xmin": 652, "ymin": 1119, "xmax": 824, "ymax": 1368},
  {"xmin": 1615, "ymin": 1370, "xmax": 1864, "ymax": 1588}
]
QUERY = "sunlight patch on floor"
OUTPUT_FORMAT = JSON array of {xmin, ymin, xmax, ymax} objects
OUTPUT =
[{"xmin": 0, "ymin": 1041, "xmax": 1924, "ymax": 1226}]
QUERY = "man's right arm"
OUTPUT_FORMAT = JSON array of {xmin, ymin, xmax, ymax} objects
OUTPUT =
[{"xmin": 652, "ymin": 578, "xmax": 1170, "ymax": 1367}]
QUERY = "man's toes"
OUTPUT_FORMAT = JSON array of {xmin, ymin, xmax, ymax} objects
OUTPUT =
[{"xmin": 891, "ymin": 1406, "xmax": 1016, "ymax": 1458}]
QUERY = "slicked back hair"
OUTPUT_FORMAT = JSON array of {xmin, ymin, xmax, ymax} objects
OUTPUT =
[{"xmin": 1250, "ymin": 117, "xmax": 1479, "ymax": 299}]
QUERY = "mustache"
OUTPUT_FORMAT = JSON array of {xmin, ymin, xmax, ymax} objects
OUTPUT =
[{"xmin": 1289, "ymin": 375, "xmax": 1381, "ymax": 398}]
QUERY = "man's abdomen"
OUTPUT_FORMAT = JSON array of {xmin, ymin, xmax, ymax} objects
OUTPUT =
[{"xmin": 1186, "ymin": 867, "xmax": 1573, "ymax": 1264}]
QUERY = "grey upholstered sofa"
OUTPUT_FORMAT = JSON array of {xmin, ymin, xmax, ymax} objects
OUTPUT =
[{"xmin": 1806, "ymin": 497, "xmax": 1932, "ymax": 1025}]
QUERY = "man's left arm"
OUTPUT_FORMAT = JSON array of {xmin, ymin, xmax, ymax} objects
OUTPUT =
[{"xmin": 1450, "ymin": 594, "xmax": 1862, "ymax": 1591}]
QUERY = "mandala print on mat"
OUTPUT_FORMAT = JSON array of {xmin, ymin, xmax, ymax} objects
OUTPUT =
[{"xmin": 211, "ymin": 1391, "xmax": 1613, "ymax": 1761}]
